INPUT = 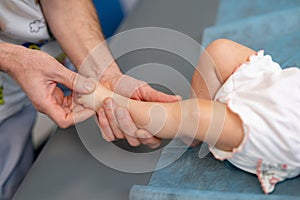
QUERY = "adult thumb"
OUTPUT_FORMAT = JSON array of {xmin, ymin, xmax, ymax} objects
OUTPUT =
[{"xmin": 56, "ymin": 67, "xmax": 96, "ymax": 94}]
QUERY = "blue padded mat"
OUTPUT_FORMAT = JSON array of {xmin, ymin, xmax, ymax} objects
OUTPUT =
[
  {"xmin": 215, "ymin": 0, "xmax": 300, "ymax": 25},
  {"xmin": 202, "ymin": 7, "xmax": 300, "ymax": 69},
  {"xmin": 204, "ymin": 0, "xmax": 300, "ymax": 69},
  {"xmin": 130, "ymin": 142, "xmax": 300, "ymax": 199}
]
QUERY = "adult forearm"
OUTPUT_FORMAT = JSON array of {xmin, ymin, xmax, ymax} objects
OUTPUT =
[
  {"xmin": 39, "ymin": 0, "xmax": 119, "ymax": 77},
  {"xmin": 0, "ymin": 42, "xmax": 26, "ymax": 75},
  {"xmin": 0, "ymin": 42, "xmax": 12, "ymax": 72}
]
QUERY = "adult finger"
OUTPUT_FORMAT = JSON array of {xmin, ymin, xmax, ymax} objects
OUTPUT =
[
  {"xmin": 45, "ymin": 100, "xmax": 95, "ymax": 128},
  {"xmin": 54, "ymin": 67, "xmax": 96, "ymax": 94},
  {"xmin": 102, "ymin": 98, "xmax": 125, "ymax": 139},
  {"xmin": 44, "ymin": 102, "xmax": 74, "ymax": 128},
  {"xmin": 97, "ymin": 108, "xmax": 116, "ymax": 141},
  {"xmin": 140, "ymin": 84, "xmax": 182, "ymax": 103},
  {"xmin": 136, "ymin": 129, "xmax": 162, "ymax": 149},
  {"xmin": 115, "ymin": 107, "xmax": 161, "ymax": 148},
  {"xmin": 72, "ymin": 103, "xmax": 96, "ymax": 124},
  {"xmin": 115, "ymin": 107, "xmax": 141, "ymax": 147}
]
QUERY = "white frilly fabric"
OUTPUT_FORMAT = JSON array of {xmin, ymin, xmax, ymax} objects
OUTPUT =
[{"xmin": 210, "ymin": 50, "xmax": 300, "ymax": 194}]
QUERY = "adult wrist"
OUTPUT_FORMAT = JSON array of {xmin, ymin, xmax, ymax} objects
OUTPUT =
[{"xmin": 77, "ymin": 43, "xmax": 122, "ymax": 79}]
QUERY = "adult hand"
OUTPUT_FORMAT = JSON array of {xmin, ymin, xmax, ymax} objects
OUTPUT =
[
  {"xmin": 94, "ymin": 67, "xmax": 180, "ymax": 148},
  {"xmin": 75, "ymin": 43, "xmax": 180, "ymax": 148},
  {"xmin": 39, "ymin": 0, "xmax": 181, "ymax": 148},
  {"xmin": 2, "ymin": 44, "xmax": 96, "ymax": 128}
]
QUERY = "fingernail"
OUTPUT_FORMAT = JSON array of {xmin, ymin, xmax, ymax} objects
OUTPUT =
[
  {"xmin": 115, "ymin": 107, "xmax": 125, "ymax": 119},
  {"xmin": 143, "ymin": 132, "xmax": 152, "ymax": 139},
  {"xmin": 104, "ymin": 99, "xmax": 112, "ymax": 109},
  {"xmin": 84, "ymin": 80, "xmax": 95, "ymax": 92},
  {"xmin": 137, "ymin": 130, "xmax": 151, "ymax": 139},
  {"xmin": 136, "ymin": 130, "xmax": 145, "ymax": 138}
]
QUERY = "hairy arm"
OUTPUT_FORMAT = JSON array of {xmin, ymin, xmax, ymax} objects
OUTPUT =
[
  {"xmin": 78, "ymin": 84, "xmax": 244, "ymax": 151},
  {"xmin": 39, "ymin": 0, "xmax": 179, "ymax": 147},
  {"xmin": 39, "ymin": 0, "xmax": 120, "ymax": 77}
]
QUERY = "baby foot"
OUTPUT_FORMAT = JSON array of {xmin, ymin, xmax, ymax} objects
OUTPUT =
[{"xmin": 76, "ymin": 83, "xmax": 114, "ymax": 111}]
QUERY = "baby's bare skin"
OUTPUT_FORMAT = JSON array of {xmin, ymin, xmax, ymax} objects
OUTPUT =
[
  {"xmin": 78, "ymin": 83, "xmax": 128, "ymax": 111},
  {"xmin": 77, "ymin": 81, "xmax": 244, "ymax": 151}
]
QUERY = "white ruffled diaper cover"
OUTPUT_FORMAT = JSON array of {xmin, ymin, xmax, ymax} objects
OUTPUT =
[{"xmin": 211, "ymin": 50, "xmax": 300, "ymax": 194}]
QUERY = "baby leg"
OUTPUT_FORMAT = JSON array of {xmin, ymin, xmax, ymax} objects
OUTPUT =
[
  {"xmin": 189, "ymin": 39, "xmax": 255, "ymax": 147},
  {"xmin": 191, "ymin": 39, "xmax": 256, "ymax": 99},
  {"xmin": 77, "ymin": 74, "xmax": 245, "ymax": 149}
]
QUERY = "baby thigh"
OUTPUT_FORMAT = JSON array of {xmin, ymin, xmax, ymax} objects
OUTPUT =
[
  {"xmin": 191, "ymin": 39, "xmax": 256, "ymax": 99},
  {"xmin": 190, "ymin": 48, "xmax": 222, "ymax": 100}
]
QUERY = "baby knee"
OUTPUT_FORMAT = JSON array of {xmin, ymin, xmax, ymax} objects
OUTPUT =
[{"xmin": 206, "ymin": 39, "xmax": 234, "ymax": 54}]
